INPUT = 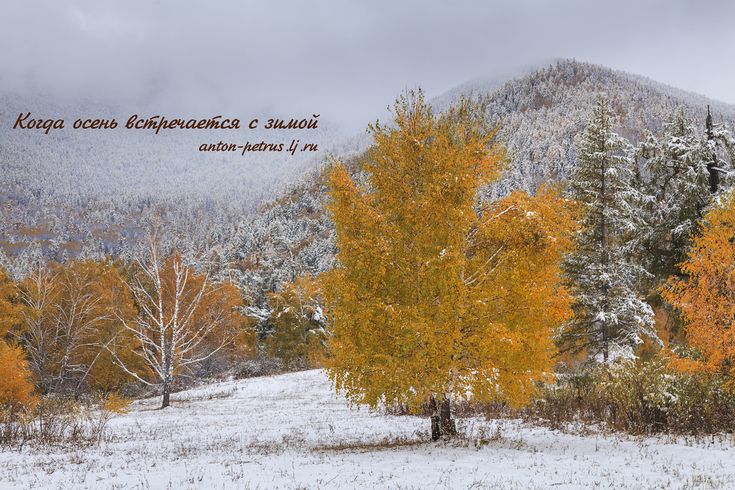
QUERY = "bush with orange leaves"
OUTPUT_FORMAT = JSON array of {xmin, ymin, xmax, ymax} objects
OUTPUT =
[
  {"xmin": 0, "ymin": 268, "xmax": 36, "ymax": 412},
  {"xmin": 0, "ymin": 342, "xmax": 37, "ymax": 411}
]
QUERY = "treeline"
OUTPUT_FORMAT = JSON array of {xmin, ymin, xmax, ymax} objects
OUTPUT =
[
  {"xmin": 0, "ymin": 230, "xmax": 257, "ymax": 446},
  {"xmin": 230, "ymin": 61, "xmax": 735, "ymax": 354},
  {"xmin": 530, "ymin": 98, "xmax": 735, "ymax": 435}
]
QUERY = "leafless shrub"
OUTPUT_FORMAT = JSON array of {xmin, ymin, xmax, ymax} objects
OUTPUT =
[{"xmin": 0, "ymin": 394, "xmax": 121, "ymax": 449}]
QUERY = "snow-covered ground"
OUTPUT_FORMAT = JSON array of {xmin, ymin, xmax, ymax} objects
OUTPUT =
[{"xmin": 1, "ymin": 370, "xmax": 734, "ymax": 489}]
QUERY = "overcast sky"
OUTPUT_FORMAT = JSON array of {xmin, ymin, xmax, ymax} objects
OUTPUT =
[{"xmin": 1, "ymin": 0, "xmax": 734, "ymax": 131}]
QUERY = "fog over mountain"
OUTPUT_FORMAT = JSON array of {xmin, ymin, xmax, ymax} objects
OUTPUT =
[
  {"xmin": 1, "ymin": 1, "xmax": 734, "ymax": 131},
  {"xmin": 230, "ymin": 59, "xmax": 735, "ymax": 306},
  {"xmin": 2, "ymin": 58, "xmax": 734, "ymax": 271},
  {"xmin": 6, "ymin": 5, "xmax": 735, "ymax": 485}
]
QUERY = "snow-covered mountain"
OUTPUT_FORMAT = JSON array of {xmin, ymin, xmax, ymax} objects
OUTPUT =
[
  {"xmin": 3, "ymin": 59, "xmax": 734, "ymax": 275},
  {"xmin": 0, "ymin": 96, "xmax": 347, "ymax": 265},
  {"xmin": 232, "ymin": 59, "xmax": 735, "ymax": 303},
  {"xmin": 440, "ymin": 59, "xmax": 735, "ymax": 198}
]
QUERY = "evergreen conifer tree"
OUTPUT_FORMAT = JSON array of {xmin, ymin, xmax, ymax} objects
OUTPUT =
[
  {"xmin": 637, "ymin": 108, "xmax": 734, "ymax": 282},
  {"xmin": 636, "ymin": 110, "xmax": 710, "ymax": 280},
  {"xmin": 560, "ymin": 97, "xmax": 659, "ymax": 363}
]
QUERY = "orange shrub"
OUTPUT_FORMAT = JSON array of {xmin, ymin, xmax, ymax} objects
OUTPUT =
[{"xmin": 0, "ymin": 342, "xmax": 37, "ymax": 410}]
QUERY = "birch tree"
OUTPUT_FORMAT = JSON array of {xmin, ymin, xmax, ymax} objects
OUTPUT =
[
  {"xmin": 13, "ymin": 261, "xmax": 134, "ymax": 395},
  {"xmin": 112, "ymin": 233, "xmax": 247, "ymax": 408}
]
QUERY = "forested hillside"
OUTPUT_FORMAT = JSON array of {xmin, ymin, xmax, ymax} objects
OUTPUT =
[
  {"xmin": 4, "ymin": 59, "xmax": 733, "ymax": 278},
  {"xmin": 231, "ymin": 59, "xmax": 735, "ymax": 314},
  {"xmin": 0, "ymin": 96, "xmax": 351, "ymax": 270}
]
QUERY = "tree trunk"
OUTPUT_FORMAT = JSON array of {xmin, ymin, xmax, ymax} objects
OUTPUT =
[
  {"xmin": 430, "ymin": 395, "xmax": 456, "ymax": 441},
  {"xmin": 600, "ymin": 134, "xmax": 609, "ymax": 364},
  {"xmin": 439, "ymin": 396, "xmax": 456, "ymax": 437},
  {"xmin": 706, "ymin": 105, "xmax": 720, "ymax": 194},
  {"xmin": 161, "ymin": 381, "xmax": 171, "ymax": 409},
  {"xmin": 430, "ymin": 395, "xmax": 440, "ymax": 441},
  {"xmin": 161, "ymin": 350, "xmax": 172, "ymax": 409},
  {"xmin": 431, "ymin": 413, "xmax": 441, "ymax": 441}
]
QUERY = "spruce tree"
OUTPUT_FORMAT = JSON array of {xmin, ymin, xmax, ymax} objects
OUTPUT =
[
  {"xmin": 637, "ymin": 108, "xmax": 734, "ymax": 282},
  {"xmin": 560, "ymin": 97, "xmax": 658, "ymax": 363},
  {"xmin": 636, "ymin": 110, "xmax": 710, "ymax": 280}
]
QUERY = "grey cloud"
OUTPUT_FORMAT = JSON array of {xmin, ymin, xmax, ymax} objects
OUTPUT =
[{"xmin": 1, "ymin": 0, "xmax": 734, "ymax": 131}]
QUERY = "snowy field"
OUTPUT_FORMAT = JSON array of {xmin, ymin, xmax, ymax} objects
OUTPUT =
[{"xmin": 1, "ymin": 370, "xmax": 734, "ymax": 489}]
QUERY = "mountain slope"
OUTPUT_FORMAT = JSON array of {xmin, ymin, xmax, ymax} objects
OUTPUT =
[
  {"xmin": 234, "ymin": 59, "xmax": 735, "ymax": 304},
  {"xmin": 0, "ymin": 95, "xmax": 346, "ymax": 267},
  {"xmin": 440, "ymin": 59, "xmax": 735, "ymax": 198}
]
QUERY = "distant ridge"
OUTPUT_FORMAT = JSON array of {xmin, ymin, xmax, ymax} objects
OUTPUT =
[{"xmin": 233, "ymin": 59, "xmax": 735, "ymax": 303}]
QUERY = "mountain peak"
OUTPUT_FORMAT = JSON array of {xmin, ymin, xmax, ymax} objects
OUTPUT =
[{"xmin": 431, "ymin": 59, "xmax": 735, "ymax": 198}]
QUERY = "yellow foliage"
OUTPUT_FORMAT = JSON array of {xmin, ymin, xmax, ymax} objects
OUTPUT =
[
  {"xmin": 662, "ymin": 191, "xmax": 735, "ymax": 387},
  {"xmin": 666, "ymin": 355, "xmax": 711, "ymax": 375},
  {"xmin": 100, "ymin": 392, "xmax": 132, "ymax": 414},
  {"xmin": 120, "ymin": 252, "xmax": 255, "ymax": 387},
  {"xmin": 17, "ymin": 260, "xmax": 139, "ymax": 393},
  {"xmin": 0, "ymin": 268, "xmax": 21, "ymax": 339},
  {"xmin": 0, "ymin": 341, "xmax": 37, "ymax": 410},
  {"xmin": 152, "ymin": 255, "xmax": 255, "ymax": 363},
  {"xmin": 324, "ymin": 91, "xmax": 575, "ymax": 412}
]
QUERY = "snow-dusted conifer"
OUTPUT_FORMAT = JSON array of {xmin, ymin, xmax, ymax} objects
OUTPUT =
[
  {"xmin": 637, "ymin": 110, "xmax": 711, "ymax": 279},
  {"xmin": 637, "ymin": 108, "xmax": 734, "ymax": 281},
  {"xmin": 560, "ymin": 97, "xmax": 659, "ymax": 363}
]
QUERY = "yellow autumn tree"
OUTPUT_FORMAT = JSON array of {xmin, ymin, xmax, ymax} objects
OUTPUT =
[
  {"xmin": 15, "ymin": 260, "xmax": 138, "ymax": 395},
  {"xmin": 662, "ymin": 190, "xmax": 735, "ymax": 387},
  {"xmin": 324, "ymin": 91, "xmax": 575, "ymax": 440},
  {"xmin": 0, "ymin": 268, "xmax": 36, "ymax": 411},
  {"xmin": 113, "ymin": 234, "xmax": 254, "ymax": 408},
  {"xmin": 0, "ymin": 268, "xmax": 21, "ymax": 340},
  {"xmin": 0, "ymin": 342, "xmax": 37, "ymax": 410}
]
